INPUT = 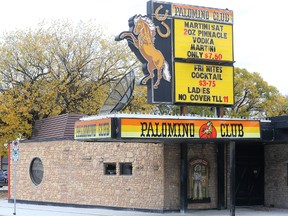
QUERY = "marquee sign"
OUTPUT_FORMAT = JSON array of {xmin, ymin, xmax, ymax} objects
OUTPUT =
[
  {"xmin": 171, "ymin": 4, "xmax": 233, "ymax": 24},
  {"xmin": 74, "ymin": 115, "xmax": 261, "ymax": 141},
  {"xmin": 174, "ymin": 19, "xmax": 233, "ymax": 61},
  {"xmin": 120, "ymin": 118, "xmax": 260, "ymax": 139},
  {"xmin": 175, "ymin": 63, "xmax": 234, "ymax": 105},
  {"xmin": 74, "ymin": 118, "xmax": 112, "ymax": 139},
  {"xmin": 116, "ymin": 0, "xmax": 234, "ymax": 106}
]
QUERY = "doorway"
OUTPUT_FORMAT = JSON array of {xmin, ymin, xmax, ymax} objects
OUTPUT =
[{"xmin": 235, "ymin": 144, "xmax": 264, "ymax": 206}]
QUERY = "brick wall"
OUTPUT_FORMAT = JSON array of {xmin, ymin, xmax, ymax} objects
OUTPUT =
[
  {"xmin": 265, "ymin": 144, "xmax": 288, "ymax": 208},
  {"xmin": 10, "ymin": 140, "xmax": 167, "ymax": 210}
]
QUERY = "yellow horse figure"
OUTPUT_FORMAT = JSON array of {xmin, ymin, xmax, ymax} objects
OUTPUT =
[{"xmin": 118, "ymin": 15, "xmax": 171, "ymax": 89}]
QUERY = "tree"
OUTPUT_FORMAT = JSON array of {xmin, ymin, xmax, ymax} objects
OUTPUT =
[
  {"xmin": 226, "ymin": 68, "xmax": 288, "ymax": 118},
  {"xmin": 261, "ymin": 90, "xmax": 288, "ymax": 116},
  {"xmin": 1, "ymin": 19, "xmax": 288, "ymax": 156},
  {"xmin": 0, "ymin": 20, "xmax": 138, "ymax": 151},
  {"xmin": 123, "ymin": 86, "xmax": 154, "ymax": 113}
]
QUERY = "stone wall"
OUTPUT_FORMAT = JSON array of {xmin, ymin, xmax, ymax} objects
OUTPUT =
[
  {"xmin": 9, "ymin": 140, "xmax": 221, "ymax": 211},
  {"xmin": 10, "ymin": 140, "xmax": 167, "ymax": 210},
  {"xmin": 163, "ymin": 143, "xmax": 181, "ymax": 210},
  {"xmin": 265, "ymin": 144, "xmax": 288, "ymax": 208}
]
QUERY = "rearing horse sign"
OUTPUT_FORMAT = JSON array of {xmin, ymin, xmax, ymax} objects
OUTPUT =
[
  {"xmin": 116, "ymin": 4, "xmax": 173, "ymax": 104},
  {"xmin": 116, "ymin": 1, "xmax": 234, "ymax": 106},
  {"xmin": 117, "ymin": 15, "xmax": 171, "ymax": 90}
]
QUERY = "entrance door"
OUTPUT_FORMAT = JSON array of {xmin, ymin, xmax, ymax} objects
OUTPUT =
[{"xmin": 235, "ymin": 144, "xmax": 264, "ymax": 206}]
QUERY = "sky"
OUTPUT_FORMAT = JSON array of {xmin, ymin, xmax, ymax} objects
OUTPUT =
[{"xmin": 0, "ymin": 0, "xmax": 287, "ymax": 95}]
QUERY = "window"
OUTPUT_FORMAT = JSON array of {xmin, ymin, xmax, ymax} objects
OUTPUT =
[
  {"xmin": 30, "ymin": 157, "xmax": 44, "ymax": 185},
  {"xmin": 104, "ymin": 163, "xmax": 116, "ymax": 175},
  {"xmin": 120, "ymin": 163, "xmax": 132, "ymax": 175}
]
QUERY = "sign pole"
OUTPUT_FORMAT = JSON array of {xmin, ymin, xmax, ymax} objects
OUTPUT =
[
  {"xmin": 13, "ymin": 160, "xmax": 17, "ymax": 215},
  {"xmin": 11, "ymin": 139, "xmax": 19, "ymax": 215}
]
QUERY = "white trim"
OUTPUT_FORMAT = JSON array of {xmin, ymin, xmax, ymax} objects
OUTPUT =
[{"xmin": 79, "ymin": 113, "xmax": 271, "ymax": 122}]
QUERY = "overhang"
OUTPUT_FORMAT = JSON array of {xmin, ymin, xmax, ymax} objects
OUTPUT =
[{"xmin": 74, "ymin": 113, "xmax": 268, "ymax": 144}]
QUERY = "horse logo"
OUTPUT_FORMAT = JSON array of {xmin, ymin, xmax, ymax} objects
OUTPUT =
[
  {"xmin": 116, "ymin": 15, "xmax": 171, "ymax": 89},
  {"xmin": 199, "ymin": 121, "xmax": 217, "ymax": 138}
]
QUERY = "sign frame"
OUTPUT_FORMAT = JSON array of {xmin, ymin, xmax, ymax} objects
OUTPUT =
[
  {"xmin": 117, "ymin": 0, "xmax": 234, "ymax": 106},
  {"xmin": 74, "ymin": 118, "xmax": 116, "ymax": 140}
]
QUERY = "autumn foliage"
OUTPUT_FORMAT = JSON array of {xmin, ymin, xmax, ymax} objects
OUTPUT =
[
  {"xmin": 0, "ymin": 21, "xmax": 288, "ymax": 157},
  {"xmin": 0, "ymin": 21, "xmax": 138, "ymax": 155}
]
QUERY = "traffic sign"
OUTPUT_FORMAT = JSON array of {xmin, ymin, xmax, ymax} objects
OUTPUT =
[{"xmin": 12, "ymin": 140, "xmax": 19, "ymax": 162}]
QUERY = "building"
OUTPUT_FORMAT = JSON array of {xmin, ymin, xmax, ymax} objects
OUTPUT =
[{"xmin": 6, "ymin": 113, "xmax": 288, "ymax": 213}]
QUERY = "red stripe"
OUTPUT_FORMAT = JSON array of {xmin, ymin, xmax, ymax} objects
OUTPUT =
[{"xmin": 8, "ymin": 143, "xmax": 11, "ymax": 199}]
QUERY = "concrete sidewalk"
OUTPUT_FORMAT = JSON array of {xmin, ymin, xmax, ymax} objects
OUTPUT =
[{"xmin": 1, "ymin": 199, "xmax": 288, "ymax": 216}]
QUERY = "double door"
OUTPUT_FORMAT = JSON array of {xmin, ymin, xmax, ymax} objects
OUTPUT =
[{"xmin": 235, "ymin": 144, "xmax": 264, "ymax": 206}]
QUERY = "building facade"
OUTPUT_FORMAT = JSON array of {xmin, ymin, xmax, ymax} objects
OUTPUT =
[{"xmin": 7, "ymin": 114, "xmax": 288, "ymax": 212}]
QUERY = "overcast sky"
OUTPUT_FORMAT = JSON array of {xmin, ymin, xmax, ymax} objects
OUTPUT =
[{"xmin": 1, "ymin": 0, "xmax": 287, "ymax": 95}]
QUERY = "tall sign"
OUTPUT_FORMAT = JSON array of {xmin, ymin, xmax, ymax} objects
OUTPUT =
[
  {"xmin": 172, "ymin": 4, "xmax": 234, "ymax": 106},
  {"xmin": 116, "ymin": 11, "xmax": 173, "ymax": 104},
  {"xmin": 116, "ymin": 1, "xmax": 234, "ymax": 106}
]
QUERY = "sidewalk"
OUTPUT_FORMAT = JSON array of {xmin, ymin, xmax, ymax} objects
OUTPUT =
[{"xmin": 1, "ymin": 199, "xmax": 288, "ymax": 216}]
